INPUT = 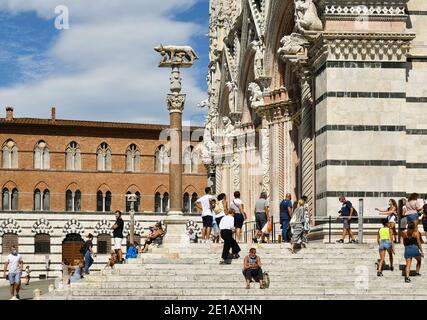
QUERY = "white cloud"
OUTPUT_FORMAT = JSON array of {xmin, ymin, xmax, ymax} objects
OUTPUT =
[{"xmin": 0, "ymin": 0, "xmax": 208, "ymax": 125}]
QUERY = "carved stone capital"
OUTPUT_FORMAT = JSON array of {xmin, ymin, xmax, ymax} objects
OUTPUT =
[{"xmin": 167, "ymin": 94, "xmax": 186, "ymax": 114}]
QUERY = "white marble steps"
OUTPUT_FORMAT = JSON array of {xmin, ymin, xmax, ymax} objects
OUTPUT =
[{"xmin": 41, "ymin": 243, "xmax": 426, "ymax": 300}]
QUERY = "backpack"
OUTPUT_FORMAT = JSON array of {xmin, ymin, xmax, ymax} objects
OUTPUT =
[
  {"xmin": 263, "ymin": 272, "xmax": 270, "ymax": 288},
  {"xmin": 79, "ymin": 243, "xmax": 87, "ymax": 254},
  {"xmin": 214, "ymin": 200, "xmax": 222, "ymax": 214},
  {"xmin": 345, "ymin": 202, "xmax": 358, "ymax": 217}
]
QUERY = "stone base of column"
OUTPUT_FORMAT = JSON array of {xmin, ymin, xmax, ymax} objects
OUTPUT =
[{"xmin": 162, "ymin": 212, "xmax": 189, "ymax": 246}]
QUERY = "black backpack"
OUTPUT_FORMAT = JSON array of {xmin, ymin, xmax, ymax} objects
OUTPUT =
[{"xmin": 79, "ymin": 242, "xmax": 87, "ymax": 254}]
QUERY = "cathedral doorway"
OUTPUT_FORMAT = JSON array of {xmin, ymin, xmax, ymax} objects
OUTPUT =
[{"xmin": 62, "ymin": 233, "xmax": 84, "ymax": 264}]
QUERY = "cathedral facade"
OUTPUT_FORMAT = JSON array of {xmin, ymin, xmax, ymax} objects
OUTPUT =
[{"xmin": 205, "ymin": 0, "xmax": 427, "ymax": 220}]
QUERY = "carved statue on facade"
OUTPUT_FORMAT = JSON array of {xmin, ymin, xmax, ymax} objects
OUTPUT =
[
  {"xmin": 248, "ymin": 82, "xmax": 264, "ymax": 109},
  {"xmin": 251, "ymin": 40, "xmax": 265, "ymax": 79},
  {"xmin": 278, "ymin": 33, "xmax": 309, "ymax": 57},
  {"xmin": 226, "ymin": 81, "xmax": 237, "ymax": 111},
  {"xmin": 295, "ymin": 0, "xmax": 323, "ymax": 33},
  {"xmin": 222, "ymin": 116, "xmax": 235, "ymax": 141},
  {"xmin": 154, "ymin": 44, "xmax": 199, "ymax": 66}
]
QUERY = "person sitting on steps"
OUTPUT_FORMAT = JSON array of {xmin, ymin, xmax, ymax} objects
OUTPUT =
[
  {"xmin": 141, "ymin": 222, "xmax": 165, "ymax": 253},
  {"xmin": 243, "ymin": 248, "xmax": 265, "ymax": 289}
]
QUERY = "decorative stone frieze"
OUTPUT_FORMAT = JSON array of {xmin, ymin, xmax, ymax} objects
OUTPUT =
[
  {"xmin": 0, "ymin": 218, "xmax": 22, "ymax": 236},
  {"xmin": 31, "ymin": 219, "xmax": 54, "ymax": 235},
  {"xmin": 63, "ymin": 219, "xmax": 85, "ymax": 235}
]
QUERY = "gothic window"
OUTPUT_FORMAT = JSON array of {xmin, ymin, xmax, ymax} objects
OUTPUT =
[
  {"xmin": 97, "ymin": 143, "xmax": 112, "ymax": 171},
  {"xmin": 183, "ymin": 192, "xmax": 190, "ymax": 213},
  {"xmin": 2, "ymin": 140, "xmax": 18, "ymax": 169},
  {"xmin": 97, "ymin": 234, "xmax": 111, "ymax": 254},
  {"xmin": 66, "ymin": 190, "xmax": 82, "ymax": 212},
  {"xmin": 11, "ymin": 189, "xmax": 18, "ymax": 211},
  {"xmin": 125, "ymin": 191, "xmax": 141, "ymax": 212},
  {"xmin": 34, "ymin": 141, "xmax": 50, "ymax": 169},
  {"xmin": 96, "ymin": 191, "xmax": 103, "ymax": 212},
  {"xmin": 2, "ymin": 233, "xmax": 18, "ymax": 254},
  {"xmin": 155, "ymin": 145, "xmax": 169, "ymax": 173},
  {"xmin": 66, "ymin": 142, "xmax": 81, "ymax": 171},
  {"xmin": 154, "ymin": 192, "xmax": 161, "ymax": 212},
  {"xmin": 125, "ymin": 144, "xmax": 141, "ymax": 173},
  {"xmin": 191, "ymin": 193, "xmax": 198, "ymax": 213},
  {"xmin": 66, "ymin": 190, "xmax": 73, "ymax": 211},
  {"xmin": 183, "ymin": 146, "xmax": 198, "ymax": 174},
  {"xmin": 35, "ymin": 234, "xmax": 51, "ymax": 254},
  {"xmin": 162, "ymin": 192, "xmax": 169, "ymax": 213},
  {"xmin": 34, "ymin": 189, "xmax": 41, "ymax": 211},
  {"xmin": 105, "ymin": 191, "xmax": 112, "ymax": 212},
  {"xmin": 75, "ymin": 190, "xmax": 81, "ymax": 212},
  {"xmin": 43, "ymin": 189, "xmax": 50, "ymax": 211},
  {"xmin": 2, "ymin": 188, "xmax": 9, "ymax": 210}
]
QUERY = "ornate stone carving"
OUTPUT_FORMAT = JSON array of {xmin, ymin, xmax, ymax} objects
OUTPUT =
[
  {"xmin": 154, "ymin": 45, "xmax": 199, "ymax": 67},
  {"xmin": 0, "ymin": 219, "xmax": 22, "ymax": 236},
  {"xmin": 63, "ymin": 219, "xmax": 84, "ymax": 235},
  {"xmin": 186, "ymin": 220, "xmax": 202, "ymax": 238},
  {"xmin": 167, "ymin": 94, "xmax": 186, "ymax": 113},
  {"xmin": 232, "ymin": 147, "xmax": 240, "ymax": 191},
  {"xmin": 251, "ymin": 40, "xmax": 265, "ymax": 79},
  {"xmin": 32, "ymin": 219, "xmax": 54, "ymax": 235},
  {"xmin": 325, "ymin": 4, "xmax": 406, "ymax": 16},
  {"xmin": 248, "ymin": 82, "xmax": 264, "ymax": 109},
  {"xmin": 295, "ymin": 0, "xmax": 323, "ymax": 32},
  {"xmin": 94, "ymin": 219, "xmax": 113, "ymax": 236},
  {"xmin": 278, "ymin": 33, "xmax": 309, "ymax": 57},
  {"xmin": 124, "ymin": 221, "xmax": 145, "ymax": 237},
  {"xmin": 260, "ymin": 127, "xmax": 270, "ymax": 196},
  {"xmin": 225, "ymin": 81, "xmax": 237, "ymax": 111},
  {"xmin": 222, "ymin": 116, "xmax": 235, "ymax": 143}
]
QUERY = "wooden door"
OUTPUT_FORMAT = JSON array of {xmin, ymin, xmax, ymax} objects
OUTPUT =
[{"xmin": 62, "ymin": 234, "xmax": 84, "ymax": 264}]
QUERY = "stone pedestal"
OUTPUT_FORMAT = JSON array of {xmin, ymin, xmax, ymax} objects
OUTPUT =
[{"xmin": 162, "ymin": 212, "xmax": 189, "ymax": 246}]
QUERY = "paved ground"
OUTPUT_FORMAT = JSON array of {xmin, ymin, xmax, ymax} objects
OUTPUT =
[{"xmin": 0, "ymin": 279, "xmax": 56, "ymax": 300}]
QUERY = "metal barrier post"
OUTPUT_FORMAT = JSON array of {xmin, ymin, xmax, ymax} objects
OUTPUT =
[
  {"xmin": 358, "ymin": 198, "xmax": 364, "ymax": 244},
  {"xmin": 328, "ymin": 216, "xmax": 332, "ymax": 243}
]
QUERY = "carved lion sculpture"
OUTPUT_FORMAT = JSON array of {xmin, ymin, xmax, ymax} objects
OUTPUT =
[
  {"xmin": 154, "ymin": 45, "xmax": 199, "ymax": 64},
  {"xmin": 278, "ymin": 33, "xmax": 309, "ymax": 56}
]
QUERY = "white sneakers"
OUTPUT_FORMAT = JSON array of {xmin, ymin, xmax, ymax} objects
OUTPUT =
[{"xmin": 10, "ymin": 296, "xmax": 19, "ymax": 300}]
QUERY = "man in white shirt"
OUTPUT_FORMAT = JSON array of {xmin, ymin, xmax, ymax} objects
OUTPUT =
[
  {"xmin": 195, "ymin": 187, "xmax": 214, "ymax": 242},
  {"xmin": 219, "ymin": 209, "xmax": 241, "ymax": 264},
  {"xmin": 3, "ymin": 246, "xmax": 23, "ymax": 300}
]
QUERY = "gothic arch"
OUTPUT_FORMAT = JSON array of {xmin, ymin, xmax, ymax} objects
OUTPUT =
[
  {"xmin": 2, "ymin": 180, "xmax": 17, "ymax": 190},
  {"xmin": 94, "ymin": 219, "xmax": 113, "ymax": 236},
  {"xmin": 65, "ymin": 182, "xmax": 80, "ymax": 193},
  {"xmin": 154, "ymin": 185, "xmax": 168, "ymax": 194},
  {"xmin": 62, "ymin": 219, "xmax": 85, "ymax": 235},
  {"xmin": 0, "ymin": 219, "xmax": 22, "ymax": 236},
  {"xmin": 126, "ymin": 184, "xmax": 141, "ymax": 194},
  {"xmin": 184, "ymin": 185, "xmax": 197, "ymax": 194},
  {"xmin": 97, "ymin": 183, "xmax": 111, "ymax": 194},
  {"xmin": 34, "ymin": 181, "xmax": 50, "ymax": 191},
  {"xmin": 31, "ymin": 218, "xmax": 54, "ymax": 235}
]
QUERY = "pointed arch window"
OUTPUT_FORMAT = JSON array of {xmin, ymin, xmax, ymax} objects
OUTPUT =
[
  {"xmin": 96, "ymin": 190, "xmax": 112, "ymax": 212},
  {"xmin": 155, "ymin": 145, "xmax": 169, "ymax": 173},
  {"xmin": 191, "ymin": 193, "xmax": 198, "ymax": 213},
  {"xmin": 125, "ymin": 191, "xmax": 141, "ymax": 212},
  {"xmin": 183, "ymin": 192, "xmax": 190, "ymax": 213},
  {"xmin": 2, "ymin": 188, "xmax": 9, "ymax": 210},
  {"xmin": 2, "ymin": 140, "xmax": 18, "ymax": 169},
  {"xmin": 66, "ymin": 189, "xmax": 81, "ymax": 212},
  {"xmin": 97, "ymin": 143, "xmax": 112, "ymax": 171},
  {"xmin": 183, "ymin": 146, "xmax": 198, "ymax": 174},
  {"xmin": 34, "ymin": 188, "xmax": 50, "ymax": 211},
  {"xmin": 126, "ymin": 144, "xmax": 141, "ymax": 173},
  {"xmin": 154, "ymin": 192, "xmax": 161, "ymax": 212},
  {"xmin": 66, "ymin": 142, "xmax": 81, "ymax": 171},
  {"xmin": 34, "ymin": 141, "xmax": 50, "ymax": 169},
  {"xmin": 162, "ymin": 192, "xmax": 169, "ymax": 213}
]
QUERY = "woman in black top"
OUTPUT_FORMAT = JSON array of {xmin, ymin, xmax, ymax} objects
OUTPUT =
[{"xmin": 402, "ymin": 222, "xmax": 424, "ymax": 283}]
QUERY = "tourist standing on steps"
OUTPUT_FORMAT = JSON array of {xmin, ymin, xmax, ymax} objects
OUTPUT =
[
  {"xmin": 230, "ymin": 191, "xmax": 246, "ymax": 243},
  {"xmin": 214, "ymin": 193, "xmax": 228, "ymax": 242},
  {"xmin": 375, "ymin": 199, "xmax": 398, "ymax": 243},
  {"xmin": 289, "ymin": 199, "xmax": 307, "ymax": 254},
  {"xmin": 195, "ymin": 187, "xmax": 214, "ymax": 243},
  {"xmin": 112, "ymin": 210, "xmax": 124, "ymax": 263},
  {"xmin": 404, "ymin": 193, "xmax": 423, "ymax": 229},
  {"xmin": 336, "ymin": 196, "xmax": 358, "ymax": 243},
  {"xmin": 376, "ymin": 219, "xmax": 395, "ymax": 276},
  {"xmin": 243, "ymin": 248, "xmax": 265, "ymax": 289},
  {"xmin": 3, "ymin": 246, "xmax": 23, "ymax": 300},
  {"xmin": 254, "ymin": 192, "xmax": 270, "ymax": 243},
  {"xmin": 402, "ymin": 222, "xmax": 424, "ymax": 283},
  {"xmin": 83, "ymin": 233, "xmax": 95, "ymax": 274},
  {"xmin": 279, "ymin": 193, "xmax": 293, "ymax": 243},
  {"xmin": 219, "ymin": 208, "xmax": 241, "ymax": 264}
]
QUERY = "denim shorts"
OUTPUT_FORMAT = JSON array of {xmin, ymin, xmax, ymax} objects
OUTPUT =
[
  {"xmin": 8, "ymin": 272, "xmax": 21, "ymax": 285},
  {"xmin": 379, "ymin": 240, "xmax": 392, "ymax": 252},
  {"xmin": 407, "ymin": 213, "xmax": 419, "ymax": 223}
]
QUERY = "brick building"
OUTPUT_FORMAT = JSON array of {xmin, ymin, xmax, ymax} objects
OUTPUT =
[{"xmin": 0, "ymin": 107, "xmax": 207, "ymax": 276}]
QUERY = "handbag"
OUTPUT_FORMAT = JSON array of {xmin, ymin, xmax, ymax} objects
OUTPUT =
[{"xmin": 267, "ymin": 220, "xmax": 273, "ymax": 233}]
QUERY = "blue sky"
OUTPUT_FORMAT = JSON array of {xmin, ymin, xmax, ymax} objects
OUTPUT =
[{"xmin": 0, "ymin": 0, "xmax": 209, "ymax": 125}]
